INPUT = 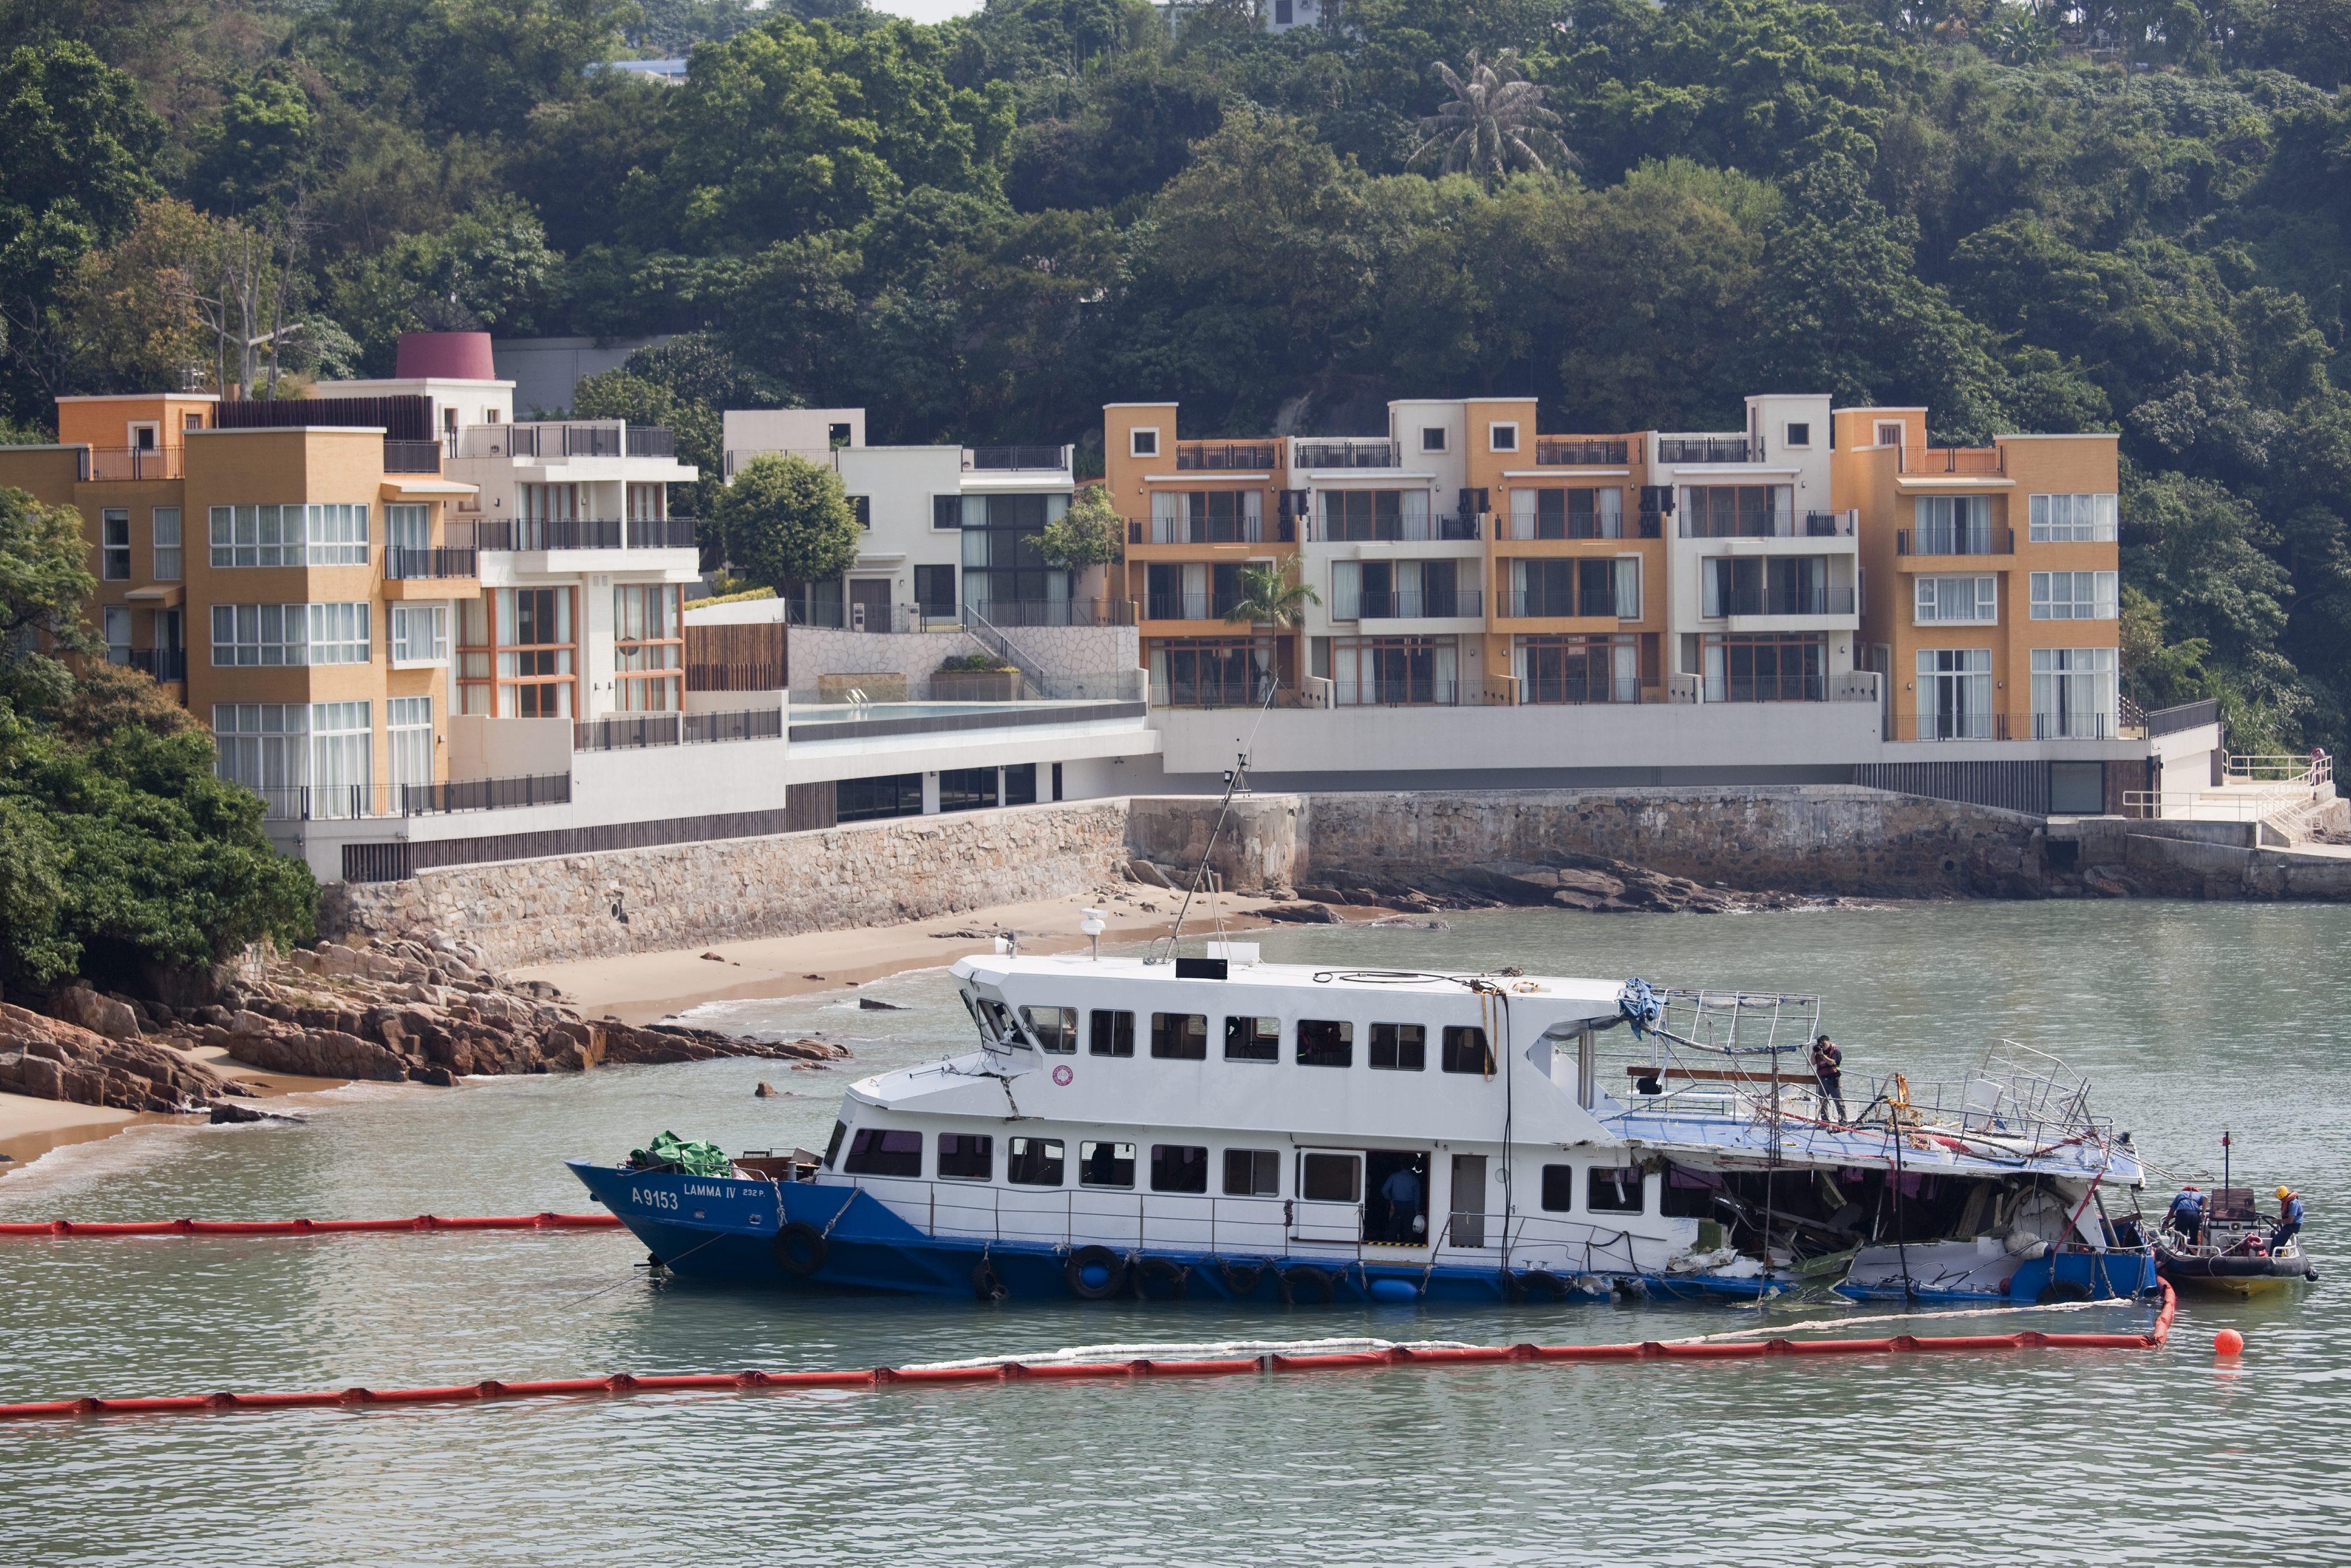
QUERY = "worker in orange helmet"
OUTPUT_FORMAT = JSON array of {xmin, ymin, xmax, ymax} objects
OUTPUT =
[{"xmin": 2272, "ymin": 1186, "xmax": 2305, "ymax": 1253}]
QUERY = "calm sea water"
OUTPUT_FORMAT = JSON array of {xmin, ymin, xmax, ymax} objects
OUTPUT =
[{"xmin": 2, "ymin": 901, "xmax": 2344, "ymax": 1566}]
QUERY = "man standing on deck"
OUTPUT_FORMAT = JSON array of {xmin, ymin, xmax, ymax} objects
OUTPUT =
[
  {"xmin": 2166, "ymin": 1186, "xmax": 2205, "ymax": 1247},
  {"xmin": 1810, "ymin": 1034, "xmax": 1847, "ymax": 1123},
  {"xmin": 2273, "ymin": 1187, "xmax": 2305, "ymax": 1253},
  {"xmin": 1380, "ymin": 1163, "xmax": 1425, "ymax": 1244}
]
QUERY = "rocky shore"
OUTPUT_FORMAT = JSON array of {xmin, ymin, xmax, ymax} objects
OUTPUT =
[
  {"xmin": 0, "ymin": 935, "xmax": 848, "ymax": 1120},
  {"xmin": 1143, "ymin": 849, "xmax": 1825, "ymax": 919}
]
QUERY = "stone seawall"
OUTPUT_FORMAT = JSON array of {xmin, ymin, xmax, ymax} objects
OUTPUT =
[{"xmin": 325, "ymin": 801, "xmax": 1132, "ymax": 971}]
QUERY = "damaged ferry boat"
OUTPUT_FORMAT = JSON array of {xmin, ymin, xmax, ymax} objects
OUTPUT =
[{"xmin": 569, "ymin": 945, "xmax": 2157, "ymax": 1306}]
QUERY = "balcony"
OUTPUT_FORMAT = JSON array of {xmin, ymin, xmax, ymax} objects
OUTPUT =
[
  {"xmin": 457, "ymin": 422, "xmax": 675, "ymax": 460},
  {"xmin": 1497, "ymin": 588, "xmax": 1626, "ymax": 619},
  {"xmin": 1900, "ymin": 445, "xmax": 2004, "ymax": 476},
  {"xmin": 1146, "ymin": 592, "xmax": 1246, "ymax": 622},
  {"xmin": 245, "ymin": 772, "xmax": 573, "ymax": 821},
  {"xmin": 1656, "ymin": 436, "xmax": 1751, "ymax": 464},
  {"xmin": 1308, "ymin": 513, "xmax": 1479, "ymax": 544},
  {"xmin": 1534, "ymin": 438, "xmax": 1631, "ymax": 465},
  {"xmin": 1333, "ymin": 678, "xmax": 1468, "ymax": 707},
  {"xmin": 964, "ymin": 445, "xmax": 1069, "ymax": 471},
  {"xmin": 386, "ymin": 545, "xmax": 479, "ymax": 580},
  {"xmin": 1175, "ymin": 442, "xmax": 1279, "ymax": 471},
  {"xmin": 1713, "ymin": 585, "xmax": 1856, "ymax": 618},
  {"xmin": 1891, "ymin": 711, "xmax": 2011, "ymax": 742},
  {"xmin": 1681, "ymin": 509, "xmax": 1855, "ymax": 540},
  {"xmin": 1128, "ymin": 515, "xmax": 1294, "ymax": 546},
  {"xmin": 82, "ymin": 447, "xmax": 183, "ymax": 482},
  {"xmin": 1523, "ymin": 674, "xmax": 1640, "ymax": 705},
  {"xmin": 1152, "ymin": 678, "xmax": 1286, "ymax": 709},
  {"xmin": 2032, "ymin": 708, "xmax": 2120, "ymax": 740},
  {"xmin": 473, "ymin": 517, "xmax": 697, "ymax": 552},
  {"xmin": 1294, "ymin": 440, "xmax": 1398, "ymax": 469},
  {"xmin": 1497, "ymin": 514, "xmax": 1627, "ymax": 543},
  {"xmin": 115, "ymin": 647, "xmax": 185, "ymax": 682},
  {"xmin": 382, "ymin": 440, "xmax": 442, "ymax": 473},
  {"xmin": 966, "ymin": 598, "xmax": 1135, "ymax": 628},
  {"xmin": 1898, "ymin": 526, "xmax": 2012, "ymax": 556},
  {"xmin": 573, "ymin": 708, "xmax": 785, "ymax": 752},
  {"xmin": 1355, "ymin": 589, "xmax": 1483, "ymax": 621}
]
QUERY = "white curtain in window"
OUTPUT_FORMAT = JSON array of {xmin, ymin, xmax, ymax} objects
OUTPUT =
[
  {"xmin": 2030, "ymin": 647, "xmax": 2118, "ymax": 738},
  {"xmin": 1613, "ymin": 558, "xmax": 1640, "ymax": 619},
  {"xmin": 388, "ymin": 696, "xmax": 432, "ymax": 795}
]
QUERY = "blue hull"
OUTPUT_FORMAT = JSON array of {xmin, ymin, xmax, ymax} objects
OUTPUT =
[
  {"xmin": 568, "ymin": 1162, "xmax": 1777, "ymax": 1306},
  {"xmin": 1835, "ymin": 1249, "xmax": 2160, "ymax": 1305}
]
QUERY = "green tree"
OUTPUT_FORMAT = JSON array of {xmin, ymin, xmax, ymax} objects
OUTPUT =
[
  {"xmin": 713, "ymin": 453, "xmax": 860, "ymax": 592},
  {"xmin": 1038, "ymin": 483, "xmax": 1124, "ymax": 569},
  {"xmin": 0, "ymin": 486, "xmax": 95, "ymax": 714},
  {"xmin": 193, "ymin": 73, "xmax": 317, "ymax": 216},
  {"xmin": 1223, "ymin": 561, "xmax": 1320, "ymax": 629},
  {"xmin": 1410, "ymin": 49, "xmax": 1572, "ymax": 188}
]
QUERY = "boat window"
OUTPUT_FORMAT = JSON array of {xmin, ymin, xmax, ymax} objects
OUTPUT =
[
  {"xmin": 1661, "ymin": 1165, "xmax": 1723, "ymax": 1218},
  {"xmin": 1089, "ymin": 1009, "xmax": 1135, "ymax": 1057},
  {"xmin": 842, "ymin": 1128, "xmax": 922, "ymax": 1178},
  {"xmin": 823, "ymin": 1120, "xmax": 847, "ymax": 1170},
  {"xmin": 1587, "ymin": 1165, "xmax": 1645, "ymax": 1214},
  {"xmin": 1022, "ymin": 1006, "xmax": 1077, "ymax": 1054},
  {"xmin": 1370, "ymin": 1022, "xmax": 1426, "ymax": 1070},
  {"xmin": 1151, "ymin": 1144, "xmax": 1208, "ymax": 1193},
  {"xmin": 1151, "ymin": 1011, "xmax": 1208, "ymax": 1060},
  {"xmin": 1223, "ymin": 1148, "xmax": 1279, "ymax": 1196},
  {"xmin": 1080, "ymin": 1140, "xmax": 1136, "ymax": 1187},
  {"xmin": 1441, "ymin": 1026, "xmax": 1494, "ymax": 1075},
  {"xmin": 1299, "ymin": 1151, "xmax": 1361, "ymax": 1204},
  {"xmin": 1007, "ymin": 1137, "xmax": 1065, "ymax": 1186},
  {"xmin": 937, "ymin": 1134, "xmax": 992, "ymax": 1181},
  {"xmin": 1297, "ymin": 1019, "xmax": 1353, "ymax": 1068},
  {"xmin": 1224, "ymin": 1014, "xmax": 1279, "ymax": 1062},
  {"xmin": 978, "ymin": 998, "xmax": 1016, "ymax": 1041},
  {"xmin": 1540, "ymin": 1165, "xmax": 1574, "ymax": 1212}
]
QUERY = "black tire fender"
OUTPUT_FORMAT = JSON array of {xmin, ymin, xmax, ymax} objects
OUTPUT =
[
  {"xmin": 1218, "ymin": 1260, "xmax": 1266, "ymax": 1298},
  {"xmin": 1279, "ymin": 1264, "xmax": 1336, "ymax": 1305},
  {"xmin": 1138, "ymin": 1257, "xmax": 1189, "ymax": 1299},
  {"xmin": 1518, "ymin": 1269, "xmax": 1569, "ymax": 1302},
  {"xmin": 971, "ymin": 1255, "xmax": 1008, "ymax": 1302},
  {"xmin": 772, "ymin": 1221, "xmax": 828, "ymax": 1278},
  {"xmin": 1065, "ymin": 1244, "xmax": 1126, "ymax": 1300}
]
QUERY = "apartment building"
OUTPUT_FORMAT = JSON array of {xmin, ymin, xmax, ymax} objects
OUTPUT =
[
  {"xmin": 0, "ymin": 385, "xmax": 471, "ymax": 824},
  {"xmin": 1838, "ymin": 409, "xmax": 2124, "ymax": 805},
  {"xmin": 721, "ymin": 409, "xmax": 1083, "ymax": 631}
]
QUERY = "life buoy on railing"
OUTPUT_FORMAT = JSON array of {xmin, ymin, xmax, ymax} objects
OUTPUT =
[
  {"xmin": 1278, "ymin": 1264, "xmax": 1336, "ymax": 1305},
  {"xmin": 1064, "ymin": 1245, "xmax": 1126, "ymax": 1300},
  {"xmin": 771, "ymin": 1222, "xmax": 828, "ymax": 1278}
]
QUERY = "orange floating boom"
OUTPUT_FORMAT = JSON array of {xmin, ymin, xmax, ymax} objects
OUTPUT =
[
  {"xmin": 0, "ymin": 1284, "xmax": 2177, "ymax": 1422},
  {"xmin": 0, "ymin": 1212, "xmax": 623, "ymax": 1237}
]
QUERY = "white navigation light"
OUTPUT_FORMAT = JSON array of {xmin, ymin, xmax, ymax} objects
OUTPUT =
[{"xmin": 1080, "ymin": 909, "xmax": 1107, "ymax": 960}]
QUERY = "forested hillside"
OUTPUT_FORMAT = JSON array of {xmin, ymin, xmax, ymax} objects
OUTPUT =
[{"xmin": 3, "ymin": 0, "xmax": 2349, "ymax": 747}]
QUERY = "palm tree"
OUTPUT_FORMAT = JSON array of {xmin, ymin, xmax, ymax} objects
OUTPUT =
[
  {"xmin": 1409, "ymin": 49, "xmax": 1573, "ymax": 188},
  {"xmin": 1223, "ymin": 561, "xmax": 1320, "ymax": 629}
]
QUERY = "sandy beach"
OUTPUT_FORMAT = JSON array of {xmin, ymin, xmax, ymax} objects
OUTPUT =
[
  {"xmin": 511, "ymin": 888, "xmax": 1316, "ymax": 1025},
  {"xmin": 0, "ymin": 1046, "xmax": 370, "ymax": 1172}
]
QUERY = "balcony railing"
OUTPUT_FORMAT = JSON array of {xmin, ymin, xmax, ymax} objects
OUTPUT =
[
  {"xmin": 964, "ymin": 445, "xmax": 1069, "ymax": 471},
  {"xmin": 474, "ymin": 517, "xmax": 696, "ymax": 552},
  {"xmin": 1891, "ymin": 711, "xmax": 2011, "ymax": 742},
  {"xmin": 1900, "ymin": 445, "xmax": 2005, "ymax": 476},
  {"xmin": 1293, "ymin": 440, "xmax": 1398, "ymax": 469},
  {"xmin": 1702, "ymin": 676, "xmax": 1829, "ymax": 703},
  {"xmin": 2032, "ymin": 708, "xmax": 2120, "ymax": 740},
  {"xmin": 627, "ymin": 515, "xmax": 697, "ymax": 549},
  {"xmin": 116, "ymin": 647, "xmax": 186, "ymax": 681},
  {"xmin": 783, "ymin": 599, "xmax": 926, "ymax": 633},
  {"xmin": 1333, "ymin": 678, "xmax": 1466, "ymax": 707},
  {"xmin": 1151, "ymin": 678, "xmax": 1286, "ymax": 709},
  {"xmin": 1715, "ymin": 585, "xmax": 1857, "ymax": 618},
  {"xmin": 1499, "ymin": 514, "xmax": 1626, "ymax": 542},
  {"xmin": 966, "ymin": 598, "xmax": 1135, "ymax": 628},
  {"xmin": 1534, "ymin": 438, "xmax": 1630, "ymax": 465},
  {"xmin": 1679, "ymin": 509, "xmax": 1855, "ymax": 540},
  {"xmin": 382, "ymin": 440, "xmax": 442, "ymax": 473},
  {"xmin": 1308, "ymin": 513, "xmax": 1479, "ymax": 544},
  {"xmin": 245, "ymin": 772, "xmax": 573, "ymax": 821},
  {"xmin": 1355, "ymin": 589, "xmax": 1483, "ymax": 620},
  {"xmin": 1129, "ymin": 515, "xmax": 1293, "ymax": 545},
  {"xmin": 385, "ymin": 545, "xmax": 479, "ymax": 580},
  {"xmin": 626, "ymin": 427, "xmax": 676, "ymax": 458},
  {"xmin": 1496, "ymin": 589, "xmax": 1625, "ymax": 619},
  {"xmin": 573, "ymin": 708, "xmax": 786, "ymax": 751},
  {"xmin": 1146, "ymin": 593, "xmax": 1247, "ymax": 622},
  {"xmin": 1656, "ymin": 437, "xmax": 1752, "ymax": 464},
  {"xmin": 82, "ymin": 447, "xmax": 183, "ymax": 482},
  {"xmin": 1897, "ymin": 526, "xmax": 2012, "ymax": 556},
  {"xmin": 1523, "ymin": 675, "xmax": 1640, "ymax": 705},
  {"xmin": 2144, "ymin": 697, "xmax": 2220, "ymax": 738},
  {"xmin": 1175, "ymin": 443, "xmax": 1279, "ymax": 471}
]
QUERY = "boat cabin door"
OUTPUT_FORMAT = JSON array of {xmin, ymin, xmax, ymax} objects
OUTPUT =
[
  {"xmin": 1449, "ymin": 1155, "xmax": 1487, "ymax": 1249},
  {"xmin": 1291, "ymin": 1150, "xmax": 1363, "ymax": 1243}
]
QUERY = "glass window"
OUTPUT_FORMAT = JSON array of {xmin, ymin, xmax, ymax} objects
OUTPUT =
[
  {"xmin": 1587, "ymin": 1165, "xmax": 1645, "ymax": 1214},
  {"xmin": 937, "ymin": 1133, "xmax": 992, "ymax": 1181},
  {"xmin": 843, "ymin": 1128, "xmax": 922, "ymax": 1177},
  {"xmin": 387, "ymin": 696, "xmax": 432, "ymax": 794},
  {"xmin": 1151, "ymin": 1012, "xmax": 1206, "ymax": 1060},
  {"xmin": 823, "ymin": 1120, "xmax": 847, "ymax": 1169},
  {"xmin": 150, "ymin": 507, "xmax": 181, "ymax": 581},
  {"xmin": 1079, "ymin": 1140, "xmax": 1135, "ymax": 1188},
  {"xmin": 1130, "ymin": 428, "xmax": 1159, "ymax": 457},
  {"xmin": 1151, "ymin": 1144, "xmax": 1208, "ymax": 1194},
  {"xmin": 1002, "ymin": 762, "xmax": 1037, "ymax": 806},
  {"xmin": 836, "ymin": 774, "xmax": 923, "ymax": 821},
  {"xmin": 2031, "ymin": 647, "xmax": 2119, "ymax": 739},
  {"xmin": 1421, "ymin": 425, "xmax": 1446, "ymax": 452},
  {"xmin": 2028, "ymin": 493, "xmax": 2118, "ymax": 543},
  {"xmin": 1441, "ymin": 1026, "xmax": 1493, "ymax": 1075},
  {"xmin": 1541, "ymin": 1165, "xmax": 1576, "ymax": 1213},
  {"xmin": 1224, "ymin": 1014, "xmax": 1279, "ymax": 1061},
  {"xmin": 304, "ymin": 503, "xmax": 368, "ymax": 565},
  {"xmin": 390, "ymin": 603, "xmax": 448, "ymax": 664},
  {"xmin": 1296, "ymin": 1019, "xmax": 1352, "ymax": 1067},
  {"xmin": 939, "ymin": 767, "xmax": 996, "ymax": 812},
  {"xmin": 1911, "ymin": 495, "xmax": 1992, "ymax": 553},
  {"xmin": 102, "ymin": 606, "xmax": 130, "ymax": 661},
  {"xmin": 1299, "ymin": 1152, "xmax": 1361, "ymax": 1202},
  {"xmin": 100, "ymin": 510, "xmax": 130, "ymax": 580},
  {"xmin": 1914, "ymin": 575, "xmax": 1997, "ymax": 624},
  {"xmin": 1088, "ymin": 1010, "xmax": 1134, "ymax": 1057},
  {"xmin": 2050, "ymin": 760, "xmax": 2106, "ymax": 814},
  {"xmin": 1488, "ymin": 422, "xmax": 1518, "ymax": 452},
  {"xmin": 2029, "ymin": 570, "xmax": 2117, "ymax": 621},
  {"xmin": 1785, "ymin": 422, "xmax": 1811, "ymax": 447},
  {"xmin": 1370, "ymin": 1023, "xmax": 1426, "ymax": 1070},
  {"xmin": 212, "ymin": 703, "xmax": 307, "ymax": 813},
  {"xmin": 1021, "ymin": 1006, "xmax": 1076, "ymax": 1054},
  {"xmin": 1223, "ymin": 1148, "xmax": 1279, "ymax": 1197},
  {"xmin": 1007, "ymin": 1136, "xmax": 1065, "ymax": 1186},
  {"xmin": 210, "ymin": 504, "xmax": 301, "ymax": 567},
  {"xmin": 613, "ymin": 584, "xmax": 682, "ymax": 711},
  {"xmin": 305, "ymin": 701, "xmax": 371, "ymax": 819}
]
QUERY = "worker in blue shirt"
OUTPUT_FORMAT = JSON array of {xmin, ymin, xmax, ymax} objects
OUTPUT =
[
  {"xmin": 1380, "ymin": 1163, "xmax": 1425, "ymax": 1244},
  {"xmin": 2272, "ymin": 1187, "xmax": 2305, "ymax": 1253},
  {"xmin": 2166, "ymin": 1186, "xmax": 2205, "ymax": 1247}
]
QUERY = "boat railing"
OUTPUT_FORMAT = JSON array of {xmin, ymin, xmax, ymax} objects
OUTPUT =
[{"xmin": 836, "ymin": 1177, "xmax": 1647, "ymax": 1271}]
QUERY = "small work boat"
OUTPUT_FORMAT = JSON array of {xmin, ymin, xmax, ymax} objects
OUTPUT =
[{"xmin": 2157, "ymin": 1187, "xmax": 2317, "ymax": 1298}]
